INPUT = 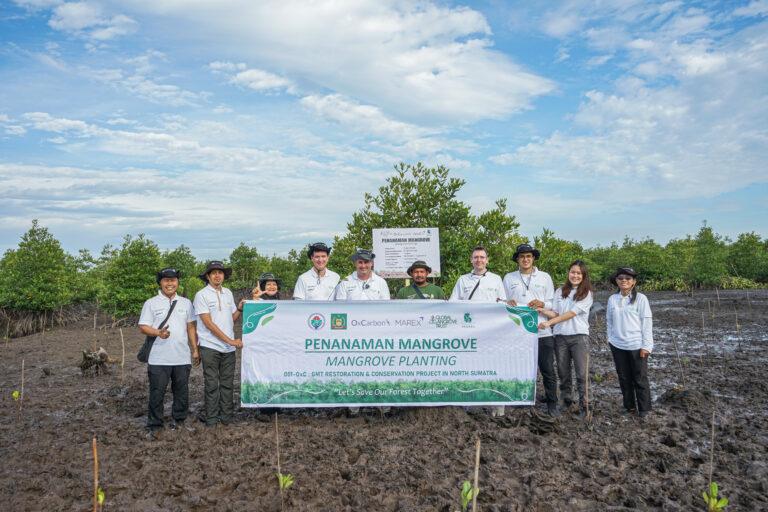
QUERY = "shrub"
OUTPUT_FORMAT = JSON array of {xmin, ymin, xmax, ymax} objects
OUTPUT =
[
  {"xmin": 0, "ymin": 220, "xmax": 74, "ymax": 312},
  {"xmin": 99, "ymin": 235, "xmax": 162, "ymax": 318}
]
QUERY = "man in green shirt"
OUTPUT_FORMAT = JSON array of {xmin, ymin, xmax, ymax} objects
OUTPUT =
[{"xmin": 396, "ymin": 260, "xmax": 446, "ymax": 299}]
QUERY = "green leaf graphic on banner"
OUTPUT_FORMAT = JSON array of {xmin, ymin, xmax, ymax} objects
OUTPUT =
[
  {"xmin": 242, "ymin": 303, "xmax": 278, "ymax": 334},
  {"xmin": 505, "ymin": 306, "xmax": 538, "ymax": 334}
]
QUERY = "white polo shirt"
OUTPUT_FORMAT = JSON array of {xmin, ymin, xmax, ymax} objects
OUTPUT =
[
  {"xmin": 551, "ymin": 287, "xmax": 593, "ymax": 336},
  {"xmin": 138, "ymin": 292, "xmax": 195, "ymax": 366},
  {"xmin": 607, "ymin": 292, "xmax": 654, "ymax": 352},
  {"xmin": 334, "ymin": 272, "xmax": 391, "ymax": 301},
  {"xmin": 503, "ymin": 268, "xmax": 555, "ymax": 337},
  {"xmin": 293, "ymin": 267, "xmax": 340, "ymax": 300},
  {"xmin": 193, "ymin": 284, "xmax": 237, "ymax": 353},
  {"xmin": 449, "ymin": 271, "xmax": 507, "ymax": 302}
]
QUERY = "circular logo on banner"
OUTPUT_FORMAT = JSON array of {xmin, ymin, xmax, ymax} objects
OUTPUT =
[{"xmin": 307, "ymin": 313, "xmax": 325, "ymax": 330}]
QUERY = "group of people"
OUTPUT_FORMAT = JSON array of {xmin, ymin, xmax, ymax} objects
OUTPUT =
[{"xmin": 138, "ymin": 241, "xmax": 654, "ymax": 435}]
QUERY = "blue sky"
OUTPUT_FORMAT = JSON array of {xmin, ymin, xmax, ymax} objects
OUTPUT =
[{"xmin": 1, "ymin": 0, "xmax": 766, "ymax": 258}]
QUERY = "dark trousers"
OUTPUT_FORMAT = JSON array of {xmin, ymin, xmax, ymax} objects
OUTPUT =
[
  {"xmin": 147, "ymin": 364, "xmax": 191, "ymax": 429},
  {"xmin": 555, "ymin": 334, "xmax": 589, "ymax": 406},
  {"xmin": 610, "ymin": 344, "xmax": 651, "ymax": 413},
  {"xmin": 200, "ymin": 346, "xmax": 236, "ymax": 425},
  {"xmin": 538, "ymin": 336, "xmax": 558, "ymax": 405}
]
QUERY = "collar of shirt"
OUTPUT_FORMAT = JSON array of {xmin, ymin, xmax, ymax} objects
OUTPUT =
[{"xmin": 157, "ymin": 291, "xmax": 178, "ymax": 301}]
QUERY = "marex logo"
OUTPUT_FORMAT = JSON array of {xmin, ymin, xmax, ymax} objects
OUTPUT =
[
  {"xmin": 331, "ymin": 313, "xmax": 347, "ymax": 330},
  {"xmin": 464, "ymin": 312, "xmax": 472, "ymax": 323},
  {"xmin": 307, "ymin": 313, "xmax": 325, "ymax": 330}
]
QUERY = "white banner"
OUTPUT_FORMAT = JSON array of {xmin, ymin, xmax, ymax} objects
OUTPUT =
[
  {"xmin": 240, "ymin": 301, "xmax": 538, "ymax": 407},
  {"xmin": 372, "ymin": 227, "xmax": 441, "ymax": 278}
]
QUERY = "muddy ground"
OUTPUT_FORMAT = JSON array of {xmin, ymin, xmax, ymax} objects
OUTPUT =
[{"xmin": 1, "ymin": 289, "xmax": 766, "ymax": 511}]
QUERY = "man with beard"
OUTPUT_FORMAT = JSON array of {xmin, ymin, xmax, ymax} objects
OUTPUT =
[
  {"xmin": 396, "ymin": 260, "xmax": 445, "ymax": 299},
  {"xmin": 293, "ymin": 242, "xmax": 340, "ymax": 300},
  {"xmin": 138, "ymin": 268, "xmax": 199, "ymax": 438},
  {"xmin": 193, "ymin": 261, "xmax": 242, "ymax": 427}
]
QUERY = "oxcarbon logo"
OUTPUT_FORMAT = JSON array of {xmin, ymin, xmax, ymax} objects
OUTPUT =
[
  {"xmin": 331, "ymin": 313, "xmax": 347, "ymax": 330},
  {"xmin": 307, "ymin": 313, "xmax": 325, "ymax": 330},
  {"xmin": 463, "ymin": 313, "xmax": 472, "ymax": 323}
]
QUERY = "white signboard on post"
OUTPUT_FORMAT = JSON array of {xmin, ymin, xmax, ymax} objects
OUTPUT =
[{"xmin": 372, "ymin": 227, "xmax": 440, "ymax": 278}]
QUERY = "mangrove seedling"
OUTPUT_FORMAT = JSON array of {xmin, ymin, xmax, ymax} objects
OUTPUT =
[
  {"xmin": 460, "ymin": 480, "xmax": 479, "ymax": 512},
  {"xmin": 702, "ymin": 481, "xmax": 728, "ymax": 511},
  {"xmin": 277, "ymin": 472, "xmax": 294, "ymax": 491}
]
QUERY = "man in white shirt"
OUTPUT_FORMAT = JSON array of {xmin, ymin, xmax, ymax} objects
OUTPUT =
[
  {"xmin": 449, "ymin": 246, "xmax": 507, "ymax": 302},
  {"xmin": 193, "ymin": 261, "xmax": 242, "ymax": 427},
  {"xmin": 449, "ymin": 246, "xmax": 507, "ymax": 416},
  {"xmin": 138, "ymin": 268, "xmax": 199, "ymax": 437},
  {"xmin": 503, "ymin": 244, "xmax": 558, "ymax": 416},
  {"xmin": 334, "ymin": 249, "xmax": 391, "ymax": 301},
  {"xmin": 334, "ymin": 248, "xmax": 390, "ymax": 415},
  {"xmin": 293, "ymin": 242, "xmax": 340, "ymax": 300}
]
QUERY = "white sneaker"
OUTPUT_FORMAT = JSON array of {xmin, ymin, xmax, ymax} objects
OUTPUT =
[
  {"xmin": 380, "ymin": 406, "xmax": 391, "ymax": 413},
  {"xmin": 492, "ymin": 406, "xmax": 505, "ymax": 417},
  {"xmin": 348, "ymin": 407, "xmax": 360, "ymax": 415}
]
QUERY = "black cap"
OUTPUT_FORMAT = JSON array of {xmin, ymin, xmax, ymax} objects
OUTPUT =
[
  {"xmin": 307, "ymin": 242, "xmax": 331, "ymax": 259},
  {"xmin": 156, "ymin": 267, "xmax": 181, "ymax": 284},
  {"xmin": 406, "ymin": 260, "xmax": 432, "ymax": 275},
  {"xmin": 198, "ymin": 260, "xmax": 233, "ymax": 282},
  {"xmin": 350, "ymin": 248, "xmax": 375, "ymax": 262},
  {"xmin": 513, "ymin": 243, "xmax": 540, "ymax": 262},
  {"xmin": 610, "ymin": 267, "xmax": 638, "ymax": 286},
  {"xmin": 258, "ymin": 272, "xmax": 282, "ymax": 289}
]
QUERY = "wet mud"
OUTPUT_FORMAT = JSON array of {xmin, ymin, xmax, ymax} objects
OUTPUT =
[{"xmin": 1, "ymin": 290, "xmax": 766, "ymax": 511}]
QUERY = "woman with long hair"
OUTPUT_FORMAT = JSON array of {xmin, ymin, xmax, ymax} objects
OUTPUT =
[
  {"xmin": 606, "ymin": 267, "xmax": 653, "ymax": 418},
  {"xmin": 537, "ymin": 260, "xmax": 594, "ymax": 416}
]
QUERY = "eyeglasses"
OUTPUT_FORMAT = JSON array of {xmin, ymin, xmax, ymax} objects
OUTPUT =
[{"xmin": 616, "ymin": 276, "xmax": 634, "ymax": 281}]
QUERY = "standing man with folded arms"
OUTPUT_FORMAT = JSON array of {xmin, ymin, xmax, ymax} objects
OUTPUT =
[
  {"xmin": 194, "ymin": 261, "xmax": 242, "ymax": 427},
  {"xmin": 503, "ymin": 244, "xmax": 558, "ymax": 416},
  {"xmin": 293, "ymin": 242, "xmax": 340, "ymax": 300},
  {"xmin": 138, "ymin": 267, "xmax": 199, "ymax": 438}
]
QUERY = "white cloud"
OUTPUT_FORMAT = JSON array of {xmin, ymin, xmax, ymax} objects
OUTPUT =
[
  {"xmin": 48, "ymin": 1, "xmax": 136, "ymax": 41},
  {"xmin": 107, "ymin": 1, "xmax": 553, "ymax": 123},
  {"xmin": 734, "ymin": 0, "xmax": 768, "ymax": 17},
  {"xmin": 230, "ymin": 68, "xmax": 294, "ymax": 93}
]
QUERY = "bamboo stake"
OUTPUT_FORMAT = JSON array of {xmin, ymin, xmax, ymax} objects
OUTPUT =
[
  {"xmin": 119, "ymin": 328, "xmax": 125, "ymax": 386},
  {"xmin": 708, "ymin": 409, "xmax": 716, "ymax": 488},
  {"xmin": 92, "ymin": 436, "xmax": 99, "ymax": 512},
  {"xmin": 18, "ymin": 358, "xmax": 25, "ymax": 421},
  {"xmin": 93, "ymin": 300, "xmax": 98, "ymax": 352},
  {"xmin": 715, "ymin": 287, "xmax": 720, "ymax": 306},
  {"xmin": 472, "ymin": 438, "xmax": 481, "ymax": 512},
  {"xmin": 4, "ymin": 322, "xmax": 9, "ymax": 349},
  {"xmin": 670, "ymin": 336, "xmax": 686, "ymax": 389},
  {"xmin": 275, "ymin": 413, "xmax": 284, "ymax": 512},
  {"xmin": 584, "ymin": 349, "xmax": 591, "ymax": 423}
]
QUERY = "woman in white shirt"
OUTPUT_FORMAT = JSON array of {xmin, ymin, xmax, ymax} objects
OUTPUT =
[
  {"xmin": 606, "ymin": 267, "xmax": 653, "ymax": 418},
  {"xmin": 537, "ymin": 260, "xmax": 594, "ymax": 415}
]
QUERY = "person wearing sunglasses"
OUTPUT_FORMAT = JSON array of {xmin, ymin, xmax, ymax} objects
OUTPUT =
[
  {"xmin": 293, "ymin": 242, "xmax": 340, "ymax": 300},
  {"xmin": 606, "ymin": 267, "xmax": 653, "ymax": 418}
]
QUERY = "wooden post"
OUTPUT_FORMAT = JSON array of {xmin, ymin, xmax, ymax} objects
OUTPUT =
[
  {"xmin": 472, "ymin": 438, "xmax": 481, "ymax": 512},
  {"xmin": 18, "ymin": 358, "xmax": 25, "ymax": 421},
  {"xmin": 92, "ymin": 436, "xmax": 99, "ymax": 512},
  {"xmin": 119, "ymin": 328, "xmax": 125, "ymax": 386}
]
